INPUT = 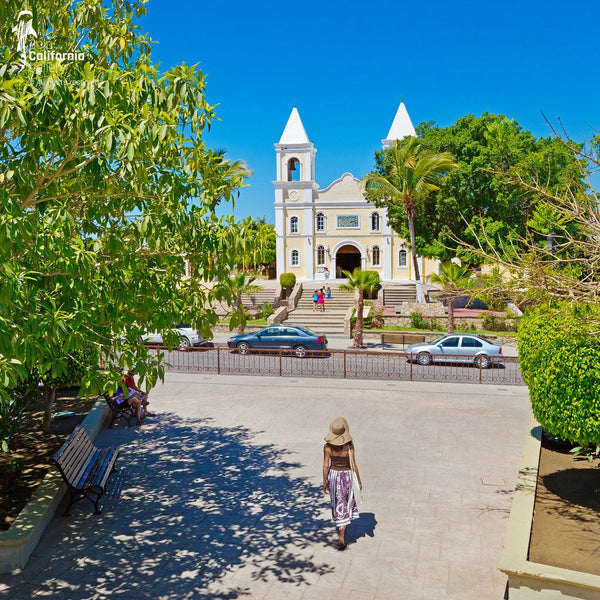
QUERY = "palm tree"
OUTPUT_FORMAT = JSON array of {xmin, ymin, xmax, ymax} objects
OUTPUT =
[
  {"xmin": 363, "ymin": 137, "xmax": 456, "ymax": 302},
  {"xmin": 340, "ymin": 269, "xmax": 381, "ymax": 349},
  {"xmin": 430, "ymin": 262, "xmax": 472, "ymax": 333},
  {"xmin": 227, "ymin": 272, "xmax": 261, "ymax": 334}
]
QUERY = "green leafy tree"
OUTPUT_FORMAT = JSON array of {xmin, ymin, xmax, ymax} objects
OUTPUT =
[
  {"xmin": 340, "ymin": 269, "xmax": 380, "ymax": 349},
  {"xmin": 429, "ymin": 263, "xmax": 472, "ymax": 333},
  {"xmin": 409, "ymin": 114, "xmax": 584, "ymax": 263},
  {"xmin": 227, "ymin": 272, "xmax": 261, "ymax": 334},
  {"xmin": 364, "ymin": 137, "xmax": 456, "ymax": 302},
  {"xmin": 0, "ymin": 0, "xmax": 246, "ymax": 432}
]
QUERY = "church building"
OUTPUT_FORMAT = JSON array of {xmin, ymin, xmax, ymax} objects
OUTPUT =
[{"xmin": 273, "ymin": 103, "xmax": 438, "ymax": 282}]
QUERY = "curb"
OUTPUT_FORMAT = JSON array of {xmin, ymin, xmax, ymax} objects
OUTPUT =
[{"xmin": 0, "ymin": 399, "xmax": 110, "ymax": 574}]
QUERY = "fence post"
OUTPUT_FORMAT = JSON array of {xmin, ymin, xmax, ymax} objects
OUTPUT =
[
  {"xmin": 217, "ymin": 346, "xmax": 221, "ymax": 375},
  {"xmin": 410, "ymin": 353, "xmax": 413, "ymax": 382},
  {"xmin": 279, "ymin": 348, "xmax": 282, "ymax": 377},
  {"xmin": 479, "ymin": 359, "xmax": 482, "ymax": 384},
  {"xmin": 343, "ymin": 351, "xmax": 347, "ymax": 379}
]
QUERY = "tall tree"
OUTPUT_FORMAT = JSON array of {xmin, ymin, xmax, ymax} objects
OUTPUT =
[
  {"xmin": 407, "ymin": 114, "xmax": 584, "ymax": 263},
  {"xmin": 0, "ymin": 0, "xmax": 246, "ymax": 430},
  {"xmin": 429, "ymin": 263, "xmax": 472, "ymax": 333},
  {"xmin": 340, "ymin": 269, "xmax": 380, "ymax": 349},
  {"xmin": 364, "ymin": 137, "xmax": 456, "ymax": 302}
]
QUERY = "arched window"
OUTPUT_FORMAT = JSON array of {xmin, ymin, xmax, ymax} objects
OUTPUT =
[
  {"xmin": 316, "ymin": 245, "xmax": 326, "ymax": 265},
  {"xmin": 287, "ymin": 158, "xmax": 301, "ymax": 182},
  {"xmin": 371, "ymin": 245, "xmax": 381, "ymax": 266},
  {"xmin": 290, "ymin": 216, "xmax": 299, "ymax": 234},
  {"xmin": 371, "ymin": 212, "xmax": 381, "ymax": 231},
  {"xmin": 316, "ymin": 212, "xmax": 325, "ymax": 232},
  {"xmin": 291, "ymin": 249, "xmax": 300, "ymax": 267},
  {"xmin": 398, "ymin": 249, "xmax": 408, "ymax": 267}
]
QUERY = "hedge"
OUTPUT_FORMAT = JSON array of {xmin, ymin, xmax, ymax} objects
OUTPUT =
[
  {"xmin": 279, "ymin": 272, "xmax": 296, "ymax": 290},
  {"xmin": 518, "ymin": 303, "xmax": 600, "ymax": 446}
]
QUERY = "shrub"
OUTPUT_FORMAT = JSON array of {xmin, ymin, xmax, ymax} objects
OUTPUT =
[
  {"xmin": 409, "ymin": 311, "xmax": 428, "ymax": 330},
  {"xmin": 480, "ymin": 312, "xmax": 513, "ymax": 332},
  {"xmin": 279, "ymin": 273, "xmax": 296, "ymax": 290},
  {"xmin": 518, "ymin": 303, "xmax": 600, "ymax": 446},
  {"xmin": 428, "ymin": 317, "xmax": 444, "ymax": 332},
  {"xmin": 0, "ymin": 377, "xmax": 39, "ymax": 452},
  {"xmin": 260, "ymin": 303, "xmax": 274, "ymax": 320}
]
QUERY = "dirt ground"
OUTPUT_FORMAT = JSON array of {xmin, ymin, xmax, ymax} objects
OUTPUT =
[
  {"xmin": 529, "ymin": 436, "xmax": 600, "ymax": 575},
  {"xmin": 0, "ymin": 389, "xmax": 97, "ymax": 530}
]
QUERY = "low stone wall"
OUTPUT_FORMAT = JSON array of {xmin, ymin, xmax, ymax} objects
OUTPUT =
[
  {"xmin": 499, "ymin": 423, "xmax": 600, "ymax": 599},
  {"xmin": 0, "ymin": 400, "xmax": 110, "ymax": 573}
]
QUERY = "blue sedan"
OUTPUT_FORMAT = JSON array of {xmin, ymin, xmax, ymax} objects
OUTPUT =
[{"xmin": 228, "ymin": 325, "xmax": 328, "ymax": 357}]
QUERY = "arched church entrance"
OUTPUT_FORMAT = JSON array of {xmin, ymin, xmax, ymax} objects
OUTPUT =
[{"xmin": 335, "ymin": 244, "xmax": 362, "ymax": 278}]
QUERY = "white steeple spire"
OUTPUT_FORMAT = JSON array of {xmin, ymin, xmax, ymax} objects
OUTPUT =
[
  {"xmin": 382, "ymin": 102, "xmax": 416, "ymax": 149},
  {"xmin": 279, "ymin": 107, "xmax": 310, "ymax": 144}
]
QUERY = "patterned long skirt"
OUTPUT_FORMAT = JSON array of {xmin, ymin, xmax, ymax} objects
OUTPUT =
[{"xmin": 328, "ymin": 469, "xmax": 359, "ymax": 527}]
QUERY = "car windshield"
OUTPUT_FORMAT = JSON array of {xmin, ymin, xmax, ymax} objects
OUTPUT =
[
  {"xmin": 176, "ymin": 323, "xmax": 191, "ymax": 329},
  {"xmin": 431, "ymin": 336, "xmax": 447, "ymax": 344},
  {"xmin": 297, "ymin": 326, "xmax": 316, "ymax": 336}
]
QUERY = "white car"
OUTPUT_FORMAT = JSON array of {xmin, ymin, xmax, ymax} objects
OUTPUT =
[
  {"xmin": 142, "ymin": 324, "xmax": 205, "ymax": 348},
  {"xmin": 406, "ymin": 334, "xmax": 503, "ymax": 368}
]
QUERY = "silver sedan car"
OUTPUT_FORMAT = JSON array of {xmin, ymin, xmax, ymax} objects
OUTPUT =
[{"xmin": 405, "ymin": 334, "xmax": 503, "ymax": 368}]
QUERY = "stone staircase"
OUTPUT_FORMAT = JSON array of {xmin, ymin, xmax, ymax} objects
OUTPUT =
[
  {"xmin": 382, "ymin": 283, "xmax": 417, "ymax": 307},
  {"xmin": 285, "ymin": 283, "xmax": 355, "ymax": 334}
]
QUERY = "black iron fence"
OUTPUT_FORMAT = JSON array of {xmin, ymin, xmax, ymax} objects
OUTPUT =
[{"xmin": 151, "ymin": 346, "xmax": 525, "ymax": 386}]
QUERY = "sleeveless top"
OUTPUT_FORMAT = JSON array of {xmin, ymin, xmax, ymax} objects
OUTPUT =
[{"xmin": 329, "ymin": 442, "xmax": 352, "ymax": 470}]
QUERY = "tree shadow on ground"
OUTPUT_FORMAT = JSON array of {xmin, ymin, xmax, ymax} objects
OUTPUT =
[
  {"xmin": 542, "ymin": 469, "xmax": 600, "ymax": 516},
  {"xmin": 0, "ymin": 414, "xmax": 334, "ymax": 599}
]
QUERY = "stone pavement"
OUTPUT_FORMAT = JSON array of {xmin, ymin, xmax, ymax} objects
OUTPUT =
[{"xmin": 0, "ymin": 374, "xmax": 531, "ymax": 599}]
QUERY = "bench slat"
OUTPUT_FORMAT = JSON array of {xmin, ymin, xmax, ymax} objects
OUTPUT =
[{"xmin": 52, "ymin": 426, "xmax": 120, "ymax": 515}]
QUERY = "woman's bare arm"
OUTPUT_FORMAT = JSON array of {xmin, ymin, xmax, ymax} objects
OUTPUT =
[{"xmin": 322, "ymin": 444, "xmax": 331, "ymax": 494}]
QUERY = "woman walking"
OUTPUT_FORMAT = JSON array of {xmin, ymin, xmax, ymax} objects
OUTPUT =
[{"xmin": 323, "ymin": 417, "xmax": 362, "ymax": 550}]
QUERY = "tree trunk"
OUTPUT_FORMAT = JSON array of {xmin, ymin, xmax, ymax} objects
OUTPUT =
[
  {"xmin": 42, "ymin": 384, "xmax": 56, "ymax": 434},
  {"xmin": 447, "ymin": 297, "xmax": 455, "ymax": 334},
  {"xmin": 407, "ymin": 212, "xmax": 425, "ymax": 303},
  {"xmin": 353, "ymin": 292, "xmax": 364, "ymax": 349},
  {"xmin": 236, "ymin": 293, "xmax": 244, "ymax": 334}
]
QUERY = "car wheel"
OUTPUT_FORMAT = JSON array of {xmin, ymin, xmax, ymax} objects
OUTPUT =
[
  {"xmin": 294, "ymin": 345, "xmax": 308, "ymax": 358},
  {"xmin": 475, "ymin": 355, "xmax": 491, "ymax": 369},
  {"xmin": 236, "ymin": 341, "xmax": 250, "ymax": 355},
  {"xmin": 179, "ymin": 337, "xmax": 191, "ymax": 350},
  {"xmin": 417, "ymin": 352, "xmax": 432, "ymax": 366}
]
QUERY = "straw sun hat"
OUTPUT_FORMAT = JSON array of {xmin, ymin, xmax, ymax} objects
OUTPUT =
[{"xmin": 324, "ymin": 417, "xmax": 353, "ymax": 446}]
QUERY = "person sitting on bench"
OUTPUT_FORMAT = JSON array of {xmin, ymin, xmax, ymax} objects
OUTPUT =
[
  {"xmin": 121, "ymin": 369, "xmax": 155, "ymax": 417},
  {"xmin": 111, "ymin": 386, "xmax": 145, "ymax": 426}
]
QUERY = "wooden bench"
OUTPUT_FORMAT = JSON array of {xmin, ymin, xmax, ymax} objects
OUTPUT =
[
  {"xmin": 103, "ymin": 391, "xmax": 136, "ymax": 428},
  {"xmin": 381, "ymin": 332, "xmax": 426, "ymax": 349},
  {"xmin": 52, "ymin": 426, "xmax": 120, "ymax": 515}
]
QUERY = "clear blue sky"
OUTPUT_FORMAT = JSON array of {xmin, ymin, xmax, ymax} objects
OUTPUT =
[{"xmin": 142, "ymin": 0, "xmax": 600, "ymax": 223}]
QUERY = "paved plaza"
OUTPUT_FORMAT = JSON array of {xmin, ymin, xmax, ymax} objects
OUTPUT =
[{"xmin": 0, "ymin": 374, "xmax": 531, "ymax": 599}]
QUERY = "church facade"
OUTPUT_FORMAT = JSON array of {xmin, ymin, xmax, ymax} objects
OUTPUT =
[{"xmin": 273, "ymin": 103, "xmax": 438, "ymax": 282}]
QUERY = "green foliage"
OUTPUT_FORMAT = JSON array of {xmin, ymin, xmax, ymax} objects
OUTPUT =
[
  {"xmin": 428, "ymin": 317, "xmax": 444, "ymax": 332},
  {"xmin": 406, "ymin": 114, "xmax": 585, "ymax": 262},
  {"xmin": 479, "ymin": 313, "xmax": 514, "ymax": 332},
  {"xmin": 409, "ymin": 311, "xmax": 428, "ymax": 329},
  {"xmin": 364, "ymin": 137, "xmax": 456, "ymax": 289},
  {"xmin": 0, "ymin": 0, "xmax": 246, "ymax": 409},
  {"xmin": 226, "ymin": 272, "xmax": 261, "ymax": 334},
  {"xmin": 279, "ymin": 273, "xmax": 296, "ymax": 290},
  {"xmin": 259, "ymin": 302, "xmax": 274, "ymax": 320},
  {"xmin": 0, "ymin": 378, "xmax": 38, "ymax": 452},
  {"xmin": 518, "ymin": 303, "xmax": 600, "ymax": 446}
]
